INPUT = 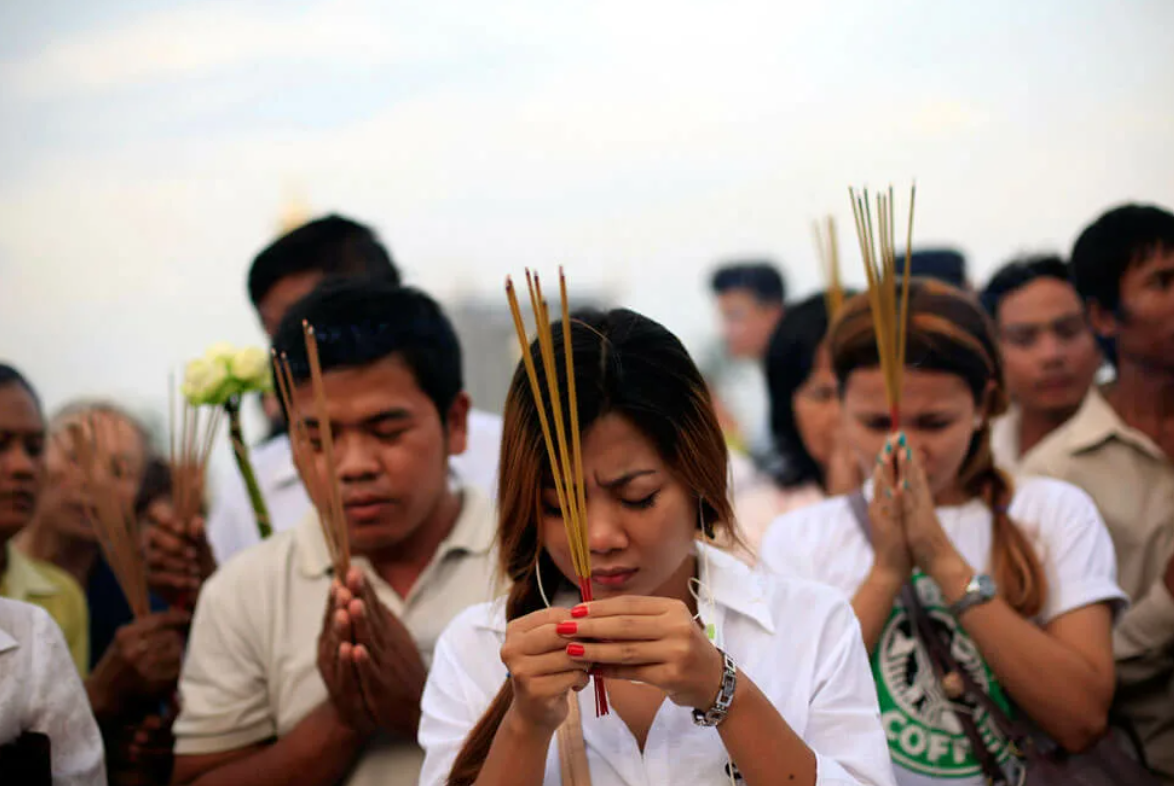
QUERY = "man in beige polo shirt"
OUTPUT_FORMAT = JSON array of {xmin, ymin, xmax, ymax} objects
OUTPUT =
[
  {"xmin": 1022, "ymin": 203, "xmax": 1174, "ymax": 784},
  {"xmin": 172, "ymin": 280, "xmax": 501, "ymax": 785}
]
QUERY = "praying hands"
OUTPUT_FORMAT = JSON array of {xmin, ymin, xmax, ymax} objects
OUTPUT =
[{"xmin": 319, "ymin": 567, "xmax": 428, "ymax": 740}]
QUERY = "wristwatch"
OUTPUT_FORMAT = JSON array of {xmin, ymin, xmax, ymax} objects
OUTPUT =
[
  {"xmin": 693, "ymin": 648, "xmax": 737, "ymax": 727},
  {"xmin": 949, "ymin": 573, "xmax": 997, "ymax": 618}
]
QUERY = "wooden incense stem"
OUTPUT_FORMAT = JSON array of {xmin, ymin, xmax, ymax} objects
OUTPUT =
[{"xmin": 505, "ymin": 269, "xmax": 609, "ymax": 716}]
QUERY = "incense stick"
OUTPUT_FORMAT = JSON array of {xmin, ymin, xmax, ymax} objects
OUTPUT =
[
  {"xmin": 303, "ymin": 323, "xmax": 350, "ymax": 578},
  {"xmin": 69, "ymin": 417, "xmax": 150, "ymax": 618},
  {"xmin": 505, "ymin": 268, "xmax": 608, "ymax": 716},
  {"xmin": 848, "ymin": 184, "xmax": 917, "ymax": 427},
  {"xmin": 271, "ymin": 350, "xmax": 338, "ymax": 569},
  {"xmin": 812, "ymin": 216, "xmax": 844, "ymax": 318}
]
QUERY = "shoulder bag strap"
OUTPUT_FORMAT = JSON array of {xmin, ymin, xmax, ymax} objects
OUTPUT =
[
  {"xmin": 557, "ymin": 690, "xmax": 592, "ymax": 786},
  {"xmin": 846, "ymin": 491, "xmax": 1013, "ymax": 784}
]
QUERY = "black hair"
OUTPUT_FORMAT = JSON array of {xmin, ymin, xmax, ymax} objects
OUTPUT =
[
  {"xmin": 710, "ymin": 261, "xmax": 787, "ymax": 304},
  {"xmin": 247, "ymin": 214, "xmax": 401, "ymax": 308},
  {"xmin": 764, "ymin": 294, "xmax": 835, "ymax": 488},
  {"xmin": 271, "ymin": 278, "xmax": 463, "ymax": 423},
  {"xmin": 134, "ymin": 458, "xmax": 173, "ymax": 517},
  {"xmin": 979, "ymin": 254, "xmax": 1071, "ymax": 318},
  {"xmin": 0, "ymin": 364, "xmax": 41, "ymax": 413},
  {"xmin": 1070, "ymin": 203, "xmax": 1174, "ymax": 315},
  {"xmin": 905, "ymin": 248, "xmax": 969, "ymax": 289}
]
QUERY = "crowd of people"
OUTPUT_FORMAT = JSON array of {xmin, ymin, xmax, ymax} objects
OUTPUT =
[{"xmin": 0, "ymin": 200, "xmax": 1171, "ymax": 786}]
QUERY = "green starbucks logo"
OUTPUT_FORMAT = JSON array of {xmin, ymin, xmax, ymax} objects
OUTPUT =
[{"xmin": 872, "ymin": 574, "xmax": 1014, "ymax": 778}]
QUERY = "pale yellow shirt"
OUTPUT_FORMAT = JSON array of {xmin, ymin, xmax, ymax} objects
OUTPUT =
[
  {"xmin": 174, "ymin": 489, "xmax": 501, "ymax": 786},
  {"xmin": 1021, "ymin": 387, "xmax": 1174, "ymax": 784},
  {"xmin": 0, "ymin": 541, "xmax": 89, "ymax": 675}
]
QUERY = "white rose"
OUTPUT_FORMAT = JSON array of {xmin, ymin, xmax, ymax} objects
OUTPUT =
[
  {"xmin": 230, "ymin": 346, "xmax": 270, "ymax": 388},
  {"xmin": 182, "ymin": 357, "xmax": 228, "ymax": 405},
  {"xmin": 204, "ymin": 341, "xmax": 237, "ymax": 367}
]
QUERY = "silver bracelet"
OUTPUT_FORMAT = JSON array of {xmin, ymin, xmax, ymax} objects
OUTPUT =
[{"xmin": 692, "ymin": 648, "xmax": 737, "ymax": 727}]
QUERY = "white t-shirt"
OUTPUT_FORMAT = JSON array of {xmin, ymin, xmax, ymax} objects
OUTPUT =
[
  {"xmin": 206, "ymin": 409, "xmax": 503, "ymax": 564},
  {"xmin": 758, "ymin": 477, "xmax": 1127, "ymax": 786},
  {"xmin": 418, "ymin": 544, "xmax": 898, "ymax": 786},
  {"xmin": 0, "ymin": 597, "xmax": 105, "ymax": 785}
]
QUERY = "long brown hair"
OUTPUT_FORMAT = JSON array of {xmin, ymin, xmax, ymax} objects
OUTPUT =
[
  {"xmin": 447, "ymin": 308, "xmax": 735, "ymax": 785},
  {"xmin": 828, "ymin": 278, "xmax": 1046, "ymax": 617}
]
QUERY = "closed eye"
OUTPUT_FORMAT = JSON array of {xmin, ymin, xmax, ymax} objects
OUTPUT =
[{"xmin": 620, "ymin": 491, "xmax": 659, "ymax": 511}]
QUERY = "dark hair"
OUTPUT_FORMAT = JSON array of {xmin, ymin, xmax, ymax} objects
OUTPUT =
[
  {"xmin": 710, "ymin": 261, "xmax": 787, "ymax": 304},
  {"xmin": 0, "ymin": 364, "xmax": 41, "ymax": 412},
  {"xmin": 448, "ymin": 308, "xmax": 735, "ymax": 785},
  {"xmin": 247, "ymin": 214, "xmax": 401, "ymax": 308},
  {"xmin": 1070, "ymin": 203, "xmax": 1174, "ymax": 315},
  {"xmin": 271, "ymin": 279, "xmax": 463, "ymax": 423},
  {"xmin": 904, "ymin": 248, "xmax": 969, "ymax": 289},
  {"xmin": 979, "ymin": 254, "xmax": 1070, "ymax": 318},
  {"xmin": 765, "ymin": 293, "xmax": 834, "ymax": 488},
  {"xmin": 134, "ymin": 458, "xmax": 173, "ymax": 517},
  {"xmin": 829, "ymin": 279, "xmax": 1046, "ymax": 617}
]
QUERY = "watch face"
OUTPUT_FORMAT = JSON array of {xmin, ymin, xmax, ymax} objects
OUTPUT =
[{"xmin": 977, "ymin": 574, "xmax": 997, "ymax": 599}]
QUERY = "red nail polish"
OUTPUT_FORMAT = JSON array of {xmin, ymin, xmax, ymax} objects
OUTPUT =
[
  {"xmin": 567, "ymin": 643, "xmax": 586, "ymax": 657},
  {"xmin": 556, "ymin": 621, "xmax": 578, "ymax": 635},
  {"xmin": 571, "ymin": 605, "xmax": 589, "ymax": 618}
]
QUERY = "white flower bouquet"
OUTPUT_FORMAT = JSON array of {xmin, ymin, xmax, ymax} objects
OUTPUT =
[{"xmin": 182, "ymin": 342, "xmax": 274, "ymax": 538}]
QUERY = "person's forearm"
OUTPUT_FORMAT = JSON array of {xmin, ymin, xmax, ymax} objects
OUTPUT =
[
  {"xmin": 931, "ymin": 560, "xmax": 1111, "ymax": 752},
  {"xmin": 473, "ymin": 705, "xmax": 555, "ymax": 786},
  {"xmin": 179, "ymin": 703, "xmax": 366, "ymax": 786},
  {"xmin": 851, "ymin": 567, "xmax": 904, "ymax": 654},
  {"xmin": 718, "ymin": 671, "xmax": 816, "ymax": 786}
]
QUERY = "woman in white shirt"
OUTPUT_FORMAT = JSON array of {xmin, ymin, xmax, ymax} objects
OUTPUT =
[
  {"xmin": 736, "ymin": 293, "xmax": 863, "ymax": 556},
  {"xmin": 419, "ymin": 308, "xmax": 896, "ymax": 786},
  {"xmin": 759, "ymin": 281, "xmax": 1125, "ymax": 786}
]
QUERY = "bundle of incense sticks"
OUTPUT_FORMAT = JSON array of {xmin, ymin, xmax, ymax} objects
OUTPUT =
[
  {"xmin": 169, "ymin": 373, "xmax": 223, "ymax": 530},
  {"xmin": 848, "ymin": 184, "xmax": 917, "ymax": 427},
  {"xmin": 812, "ymin": 215, "xmax": 845, "ymax": 318},
  {"xmin": 505, "ymin": 268, "xmax": 608, "ymax": 717},
  {"xmin": 271, "ymin": 327, "xmax": 350, "ymax": 578},
  {"xmin": 67, "ymin": 417, "xmax": 151, "ymax": 618}
]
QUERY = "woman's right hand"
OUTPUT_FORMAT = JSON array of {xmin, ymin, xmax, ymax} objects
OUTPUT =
[
  {"xmin": 868, "ymin": 434, "xmax": 912, "ymax": 581},
  {"xmin": 500, "ymin": 607, "xmax": 591, "ymax": 735}
]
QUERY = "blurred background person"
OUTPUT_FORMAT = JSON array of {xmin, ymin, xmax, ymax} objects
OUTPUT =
[
  {"xmin": 13, "ymin": 401, "xmax": 189, "ymax": 783},
  {"xmin": 0, "ymin": 364, "xmax": 89, "ymax": 673},
  {"xmin": 205, "ymin": 214, "xmax": 504, "ymax": 565},
  {"xmin": 980, "ymin": 255, "xmax": 1101, "ymax": 474},
  {"xmin": 706, "ymin": 260, "xmax": 787, "ymax": 464},
  {"xmin": 733, "ymin": 293, "xmax": 861, "ymax": 555},
  {"xmin": 1022, "ymin": 203, "xmax": 1174, "ymax": 783}
]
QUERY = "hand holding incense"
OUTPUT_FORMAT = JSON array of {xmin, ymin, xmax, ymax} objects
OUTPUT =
[
  {"xmin": 67, "ymin": 416, "xmax": 151, "ymax": 618},
  {"xmin": 505, "ymin": 268, "xmax": 609, "ymax": 717}
]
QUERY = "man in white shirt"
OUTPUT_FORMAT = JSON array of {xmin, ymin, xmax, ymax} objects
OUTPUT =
[
  {"xmin": 172, "ymin": 281, "xmax": 501, "ymax": 785},
  {"xmin": 978, "ymin": 255, "xmax": 1100, "ymax": 475},
  {"xmin": 205, "ymin": 214, "xmax": 502, "ymax": 564},
  {"xmin": 0, "ymin": 597, "xmax": 105, "ymax": 785}
]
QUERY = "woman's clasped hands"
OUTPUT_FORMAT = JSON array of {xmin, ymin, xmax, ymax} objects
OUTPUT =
[{"xmin": 500, "ymin": 597, "xmax": 724, "ymax": 735}]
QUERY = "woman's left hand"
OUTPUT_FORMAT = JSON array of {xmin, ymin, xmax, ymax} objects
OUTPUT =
[
  {"xmin": 895, "ymin": 438, "xmax": 966, "ymax": 576},
  {"xmin": 559, "ymin": 596, "xmax": 723, "ymax": 710}
]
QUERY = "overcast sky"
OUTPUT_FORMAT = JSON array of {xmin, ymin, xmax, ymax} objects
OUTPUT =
[{"xmin": 2, "ymin": 0, "xmax": 1173, "ymax": 433}]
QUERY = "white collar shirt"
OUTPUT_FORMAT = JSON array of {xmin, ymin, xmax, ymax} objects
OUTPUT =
[
  {"xmin": 0, "ymin": 597, "xmax": 105, "ymax": 785},
  {"xmin": 418, "ymin": 544, "xmax": 897, "ymax": 786}
]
